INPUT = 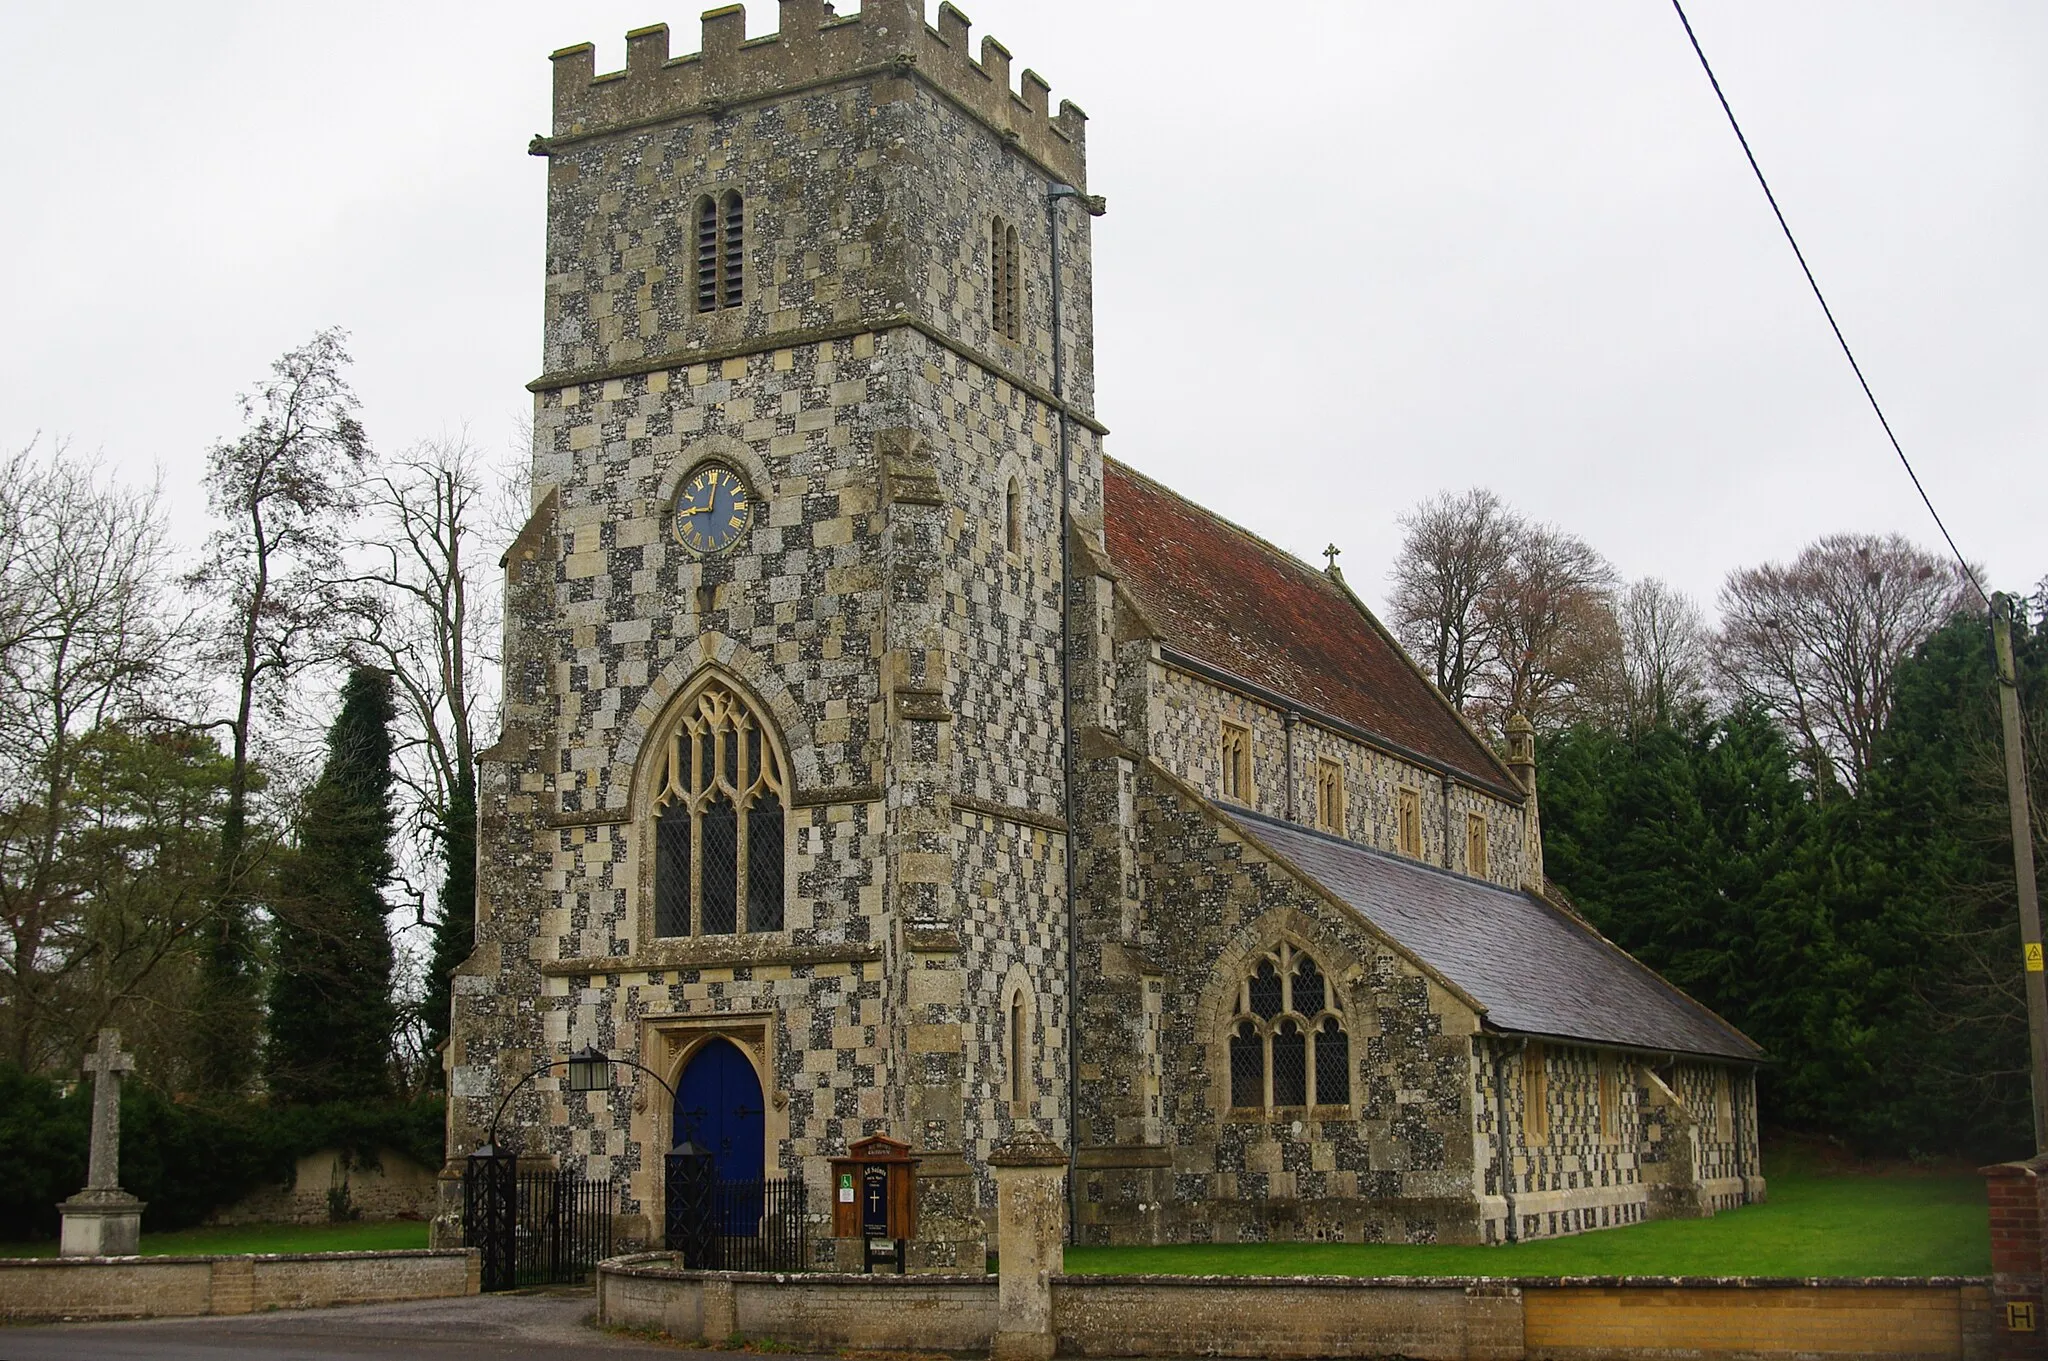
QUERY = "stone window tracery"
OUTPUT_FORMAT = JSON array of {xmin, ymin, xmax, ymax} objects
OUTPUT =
[
  {"xmin": 652, "ymin": 682, "xmax": 786, "ymax": 937},
  {"xmin": 1466, "ymin": 811, "xmax": 1489, "ymax": 878},
  {"xmin": 1226, "ymin": 944, "xmax": 1350, "ymax": 1111},
  {"xmin": 1220, "ymin": 720, "xmax": 1252, "ymax": 804},
  {"xmin": 1315, "ymin": 757, "xmax": 1344, "ymax": 833},
  {"xmin": 1397, "ymin": 786, "xmax": 1423, "ymax": 858}
]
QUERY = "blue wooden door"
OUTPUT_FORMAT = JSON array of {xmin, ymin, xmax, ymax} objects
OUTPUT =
[{"xmin": 675, "ymin": 1038, "xmax": 765, "ymax": 1185}]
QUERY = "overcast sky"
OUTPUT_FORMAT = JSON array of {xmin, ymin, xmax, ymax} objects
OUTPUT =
[{"xmin": 3, "ymin": 1, "xmax": 2041, "ymax": 621}]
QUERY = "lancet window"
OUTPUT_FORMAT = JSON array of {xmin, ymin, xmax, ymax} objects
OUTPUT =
[
  {"xmin": 652, "ymin": 683, "xmax": 786, "ymax": 937},
  {"xmin": 1226, "ymin": 944, "xmax": 1350, "ymax": 1112}
]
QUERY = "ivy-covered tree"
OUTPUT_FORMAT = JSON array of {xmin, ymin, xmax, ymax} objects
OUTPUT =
[
  {"xmin": 267, "ymin": 667, "xmax": 398, "ymax": 1105},
  {"xmin": 189, "ymin": 330, "xmax": 371, "ymax": 1095}
]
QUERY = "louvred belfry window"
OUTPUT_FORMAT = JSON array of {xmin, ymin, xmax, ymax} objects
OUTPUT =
[
  {"xmin": 695, "ymin": 192, "xmax": 745, "ymax": 313},
  {"xmin": 653, "ymin": 683, "xmax": 786, "ymax": 936},
  {"xmin": 990, "ymin": 216, "xmax": 1020, "ymax": 342},
  {"xmin": 1226, "ymin": 943, "xmax": 1352, "ymax": 1112}
]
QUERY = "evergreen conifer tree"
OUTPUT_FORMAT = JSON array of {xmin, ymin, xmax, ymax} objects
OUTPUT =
[
  {"xmin": 421, "ymin": 770, "xmax": 475, "ymax": 1068},
  {"xmin": 267, "ymin": 666, "xmax": 398, "ymax": 1105}
]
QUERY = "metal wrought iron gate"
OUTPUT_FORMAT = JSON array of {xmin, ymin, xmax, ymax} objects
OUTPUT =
[
  {"xmin": 665, "ymin": 1148, "xmax": 807, "ymax": 1271},
  {"xmin": 463, "ymin": 1152, "xmax": 616, "ymax": 1291}
]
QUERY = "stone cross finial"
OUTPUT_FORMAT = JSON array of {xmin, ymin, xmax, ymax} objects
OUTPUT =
[
  {"xmin": 1323, "ymin": 544, "xmax": 1340, "ymax": 570},
  {"xmin": 81, "ymin": 1029, "xmax": 135, "ymax": 1192}
]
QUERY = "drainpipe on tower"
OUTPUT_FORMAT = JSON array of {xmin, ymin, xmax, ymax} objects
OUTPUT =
[
  {"xmin": 1047, "ymin": 180, "xmax": 1085, "ymax": 1246},
  {"xmin": 1283, "ymin": 711, "xmax": 1299, "ymax": 822}
]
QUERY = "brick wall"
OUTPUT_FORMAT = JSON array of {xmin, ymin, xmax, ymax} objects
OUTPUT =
[
  {"xmin": 598, "ymin": 1257, "xmax": 1995, "ymax": 1360},
  {"xmin": 1982, "ymin": 1155, "xmax": 2048, "ymax": 1358}
]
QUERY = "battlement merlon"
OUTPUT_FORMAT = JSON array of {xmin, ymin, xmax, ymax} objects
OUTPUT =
[{"xmin": 547, "ymin": 0, "xmax": 1087, "ymax": 189}]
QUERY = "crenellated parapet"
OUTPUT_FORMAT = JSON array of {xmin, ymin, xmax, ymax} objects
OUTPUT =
[{"xmin": 549, "ymin": 0, "xmax": 1087, "ymax": 186}]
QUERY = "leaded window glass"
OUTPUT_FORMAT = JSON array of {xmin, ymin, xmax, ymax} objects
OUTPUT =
[
  {"xmin": 1291, "ymin": 954, "xmax": 1325, "ymax": 1015},
  {"xmin": 1248, "ymin": 960, "xmax": 1282, "ymax": 1019},
  {"xmin": 1226, "ymin": 942, "xmax": 1352, "ymax": 1115},
  {"xmin": 651, "ymin": 682, "xmax": 787, "ymax": 936},
  {"xmin": 1315, "ymin": 1017, "xmax": 1350, "ymax": 1106},
  {"xmin": 1272, "ymin": 1019, "xmax": 1307, "ymax": 1107},
  {"xmin": 1229, "ymin": 1020, "xmax": 1263, "ymax": 1109}
]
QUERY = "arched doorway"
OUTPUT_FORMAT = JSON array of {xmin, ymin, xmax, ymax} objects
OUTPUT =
[{"xmin": 674, "ymin": 1037, "xmax": 765, "ymax": 1184}]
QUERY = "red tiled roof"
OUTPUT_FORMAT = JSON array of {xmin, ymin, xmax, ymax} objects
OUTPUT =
[{"xmin": 1102, "ymin": 459, "xmax": 1520, "ymax": 797}]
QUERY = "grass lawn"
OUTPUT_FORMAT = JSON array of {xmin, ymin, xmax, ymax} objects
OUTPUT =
[
  {"xmin": 0, "ymin": 1219, "xmax": 432, "ymax": 1259},
  {"xmin": 1063, "ymin": 1170, "xmax": 1989, "ymax": 1279}
]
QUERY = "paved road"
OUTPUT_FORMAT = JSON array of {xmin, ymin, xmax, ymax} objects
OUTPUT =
[{"xmin": 0, "ymin": 1289, "xmax": 827, "ymax": 1361}]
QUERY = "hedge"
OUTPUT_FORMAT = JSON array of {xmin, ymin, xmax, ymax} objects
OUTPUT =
[{"xmin": 0, "ymin": 1064, "xmax": 444, "ymax": 1240}]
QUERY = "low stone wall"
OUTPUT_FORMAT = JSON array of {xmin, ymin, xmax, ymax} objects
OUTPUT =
[
  {"xmin": 0, "ymin": 1249, "xmax": 480, "ymax": 1323},
  {"xmin": 208, "ymin": 1146, "xmax": 439, "ymax": 1226},
  {"xmin": 597, "ymin": 1256, "xmax": 1996, "ymax": 1360},
  {"xmin": 598, "ymin": 1254, "xmax": 996, "ymax": 1352}
]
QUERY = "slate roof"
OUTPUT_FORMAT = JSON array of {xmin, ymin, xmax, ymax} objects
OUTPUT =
[
  {"xmin": 1102, "ymin": 459, "xmax": 1520, "ymax": 798},
  {"xmin": 1222, "ymin": 807, "xmax": 1762, "ymax": 1062}
]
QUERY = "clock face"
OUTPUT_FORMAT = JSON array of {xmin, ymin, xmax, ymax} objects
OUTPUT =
[{"xmin": 674, "ymin": 465, "xmax": 753, "ymax": 557}]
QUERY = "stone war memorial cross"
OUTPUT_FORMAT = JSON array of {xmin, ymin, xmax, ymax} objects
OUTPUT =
[{"xmin": 58, "ymin": 1028, "xmax": 145, "ymax": 1257}]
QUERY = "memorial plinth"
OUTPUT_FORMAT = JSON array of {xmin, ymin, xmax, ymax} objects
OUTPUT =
[{"xmin": 58, "ymin": 1029, "xmax": 145, "ymax": 1257}]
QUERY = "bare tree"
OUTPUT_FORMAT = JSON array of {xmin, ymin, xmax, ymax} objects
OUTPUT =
[
  {"xmin": 1606, "ymin": 577, "xmax": 1710, "ymax": 736},
  {"xmin": 343, "ymin": 437, "xmax": 505, "ymax": 1083},
  {"xmin": 1472, "ymin": 522, "xmax": 1620, "ymax": 733},
  {"xmin": 1714, "ymin": 532, "xmax": 1977, "ymax": 791},
  {"xmin": 187, "ymin": 330, "xmax": 371, "ymax": 1093},
  {"xmin": 0, "ymin": 443, "xmax": 195, "ymax": 1074},
  {"xmin": 1388, "ymin": 489, "xmax": 1521, "ymax": 709}
]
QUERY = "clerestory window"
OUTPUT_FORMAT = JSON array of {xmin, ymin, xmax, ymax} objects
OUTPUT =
[
  {"xmin": 1226, "ymin": 944, "xmax": 1350, "ymax": 1112},
  {"xmin": 696, "ymin": 191, "xmax": 745, "ymax": 313},
  {"xmin": 1220, "ymin": 721, "xmax": 1253, "ymax": 804},
  {"xmin": 1315, "ymin": 758, "xmax": 1345, "ymax": 833},
  {"xmin": 652, "ymin": 682, "xmax": 786, "ymax": 936}
]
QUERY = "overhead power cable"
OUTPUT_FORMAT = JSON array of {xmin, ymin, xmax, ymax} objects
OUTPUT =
[{"xmin": 1668, "ymin": 0, "xmax": 1988, "ymax": 604}]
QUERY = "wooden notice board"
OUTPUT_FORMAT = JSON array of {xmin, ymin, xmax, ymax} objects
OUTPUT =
[{"xmin": 828, "ymin": 1133, "xmax": 919, "ymax": 1243}]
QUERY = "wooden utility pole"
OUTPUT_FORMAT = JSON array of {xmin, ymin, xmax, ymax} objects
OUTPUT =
[{"xmin": 1992, "ymin": 593, "xmax": 2048, "ymax": 1152}]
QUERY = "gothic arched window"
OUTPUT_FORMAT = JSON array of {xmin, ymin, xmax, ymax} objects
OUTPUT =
[
  {"xmin": 1005, "ymin": 476, "xmax": 1023, "ymax": 556},
  {"xmin": 1226, "ymin": 943, "xmax": 1351, "ymax": 1112},
  {"xmin": 652, "ymin": 683, "xmax": 786, "ymax": 936},
  {"xmin": 696, "ymin": 191, "xmax": 744, "ymax": 313}
]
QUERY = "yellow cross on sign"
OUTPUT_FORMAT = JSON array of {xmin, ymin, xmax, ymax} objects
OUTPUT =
[{"xmin": 2027, "ymin": 943, "xmax": 2044, "ymax": 973}]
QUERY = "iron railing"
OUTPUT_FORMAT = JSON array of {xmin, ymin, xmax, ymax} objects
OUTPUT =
[
  {"xmin": 665, "ymin": 1157, "xmax": 809, "ymax": 1272},
  {"xmin": 463, "ymin": 1158, "xmax": 615, "ymax": 1290}
]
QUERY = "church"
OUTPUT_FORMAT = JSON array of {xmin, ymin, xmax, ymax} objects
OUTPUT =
[{"xmin": 441, "ymin": 0, "xmax": 1764, "ymax": 1265}]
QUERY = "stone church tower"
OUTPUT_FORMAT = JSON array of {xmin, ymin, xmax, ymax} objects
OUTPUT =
[{"xmin": 443, "ymin": 0, "xmax": 1101, "ymax": 1266}]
